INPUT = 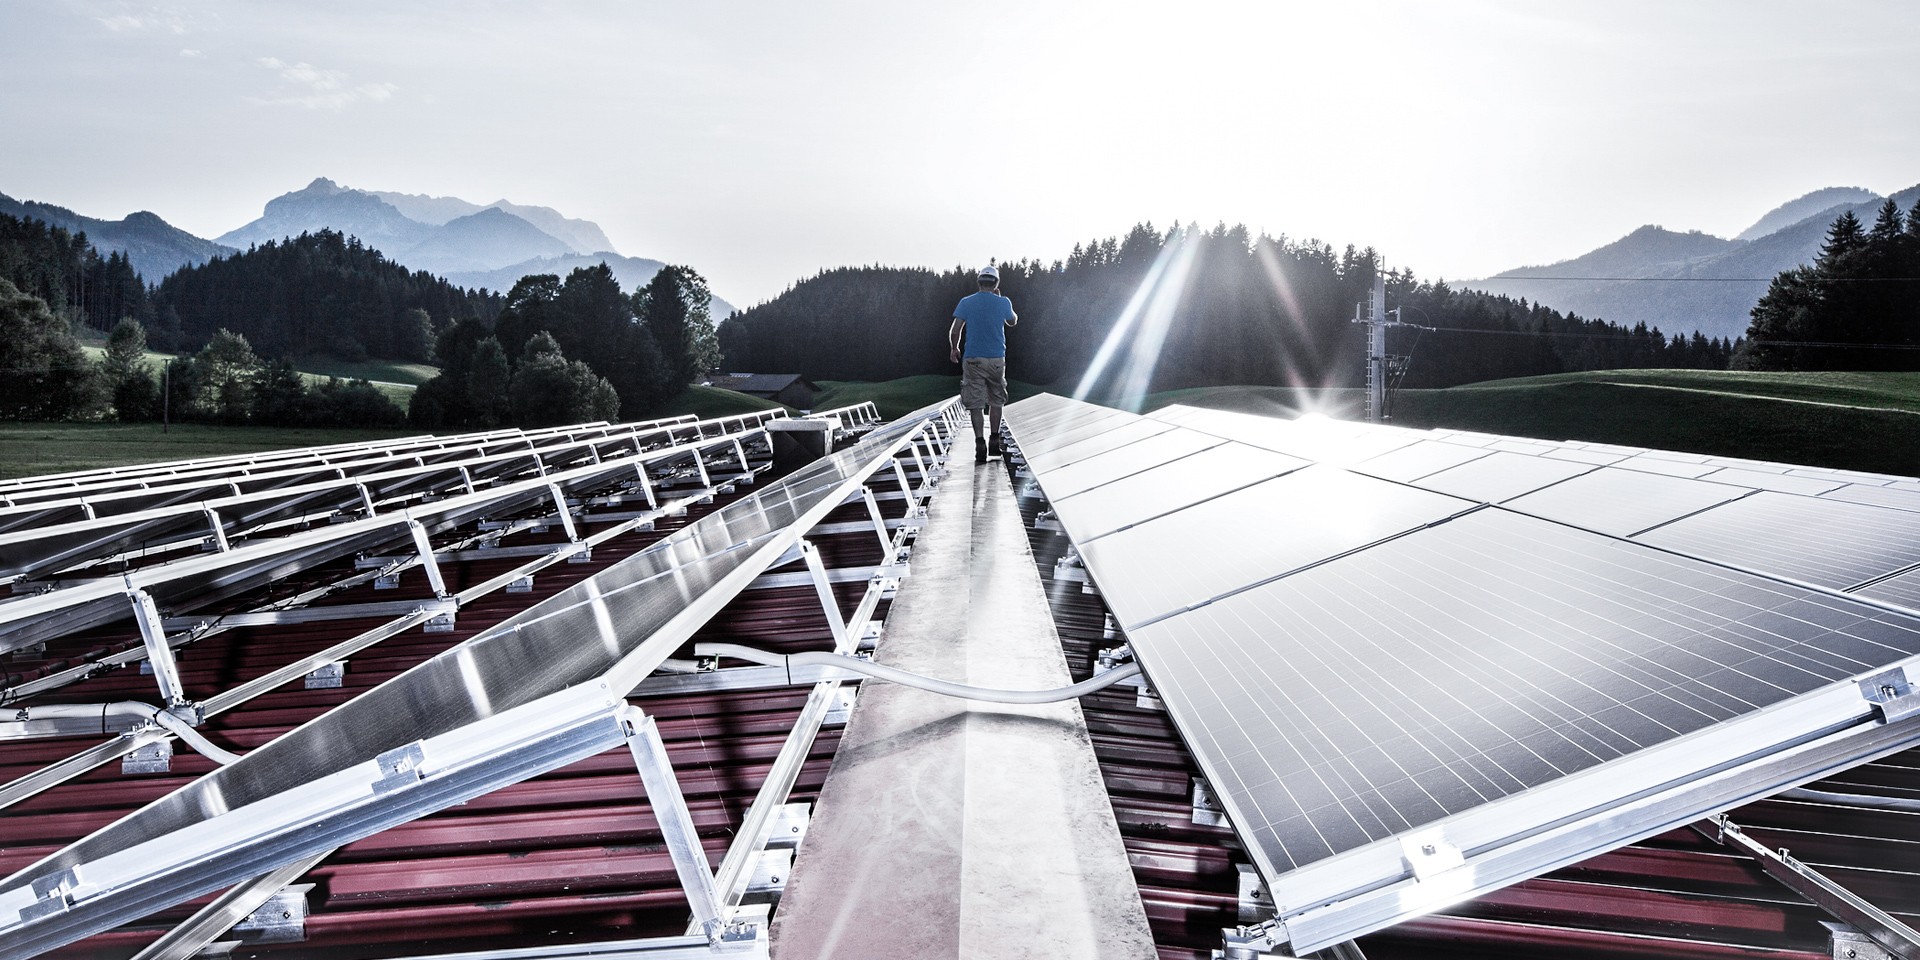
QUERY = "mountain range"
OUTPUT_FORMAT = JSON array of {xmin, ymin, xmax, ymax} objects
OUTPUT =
[
  {"xmin": 0, "ymin": 191, "xmax": 233, "ymax": 283},
  {"xmin": 213, "ymin": 178, "xmax": 732, "ymax": 315},
  {"xmin": 1468, "ymin": 184, "xmax": 1917, "ymax": 341},
  {"xmin": 2, "ymin": 178, "xmax": 731, "ymax": 316}
]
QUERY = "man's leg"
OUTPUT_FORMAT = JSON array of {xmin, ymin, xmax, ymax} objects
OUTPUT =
[
  {"xmin": 987, "ymin": 404, "xmax": 1004, "ymax": 457},
  {"xmin": 970, "ymin": 407, "xmax": 987, "ymax": 463}
]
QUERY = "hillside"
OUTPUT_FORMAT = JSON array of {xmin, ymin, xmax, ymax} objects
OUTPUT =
[
  {"xmin": 1469, "ymin": 183, "xmax": 1920, "ymax": 341},
  {"xmin": 400, "ymin": 207, "xmax": 574, "ymax": 275},
  {"xmin": 1145, "ymin": 370, "xmax": 1920, "ymax": 475},
  {"xmin": 1735, "ymin": 187, "xmax": 1877, "ymax": 241},
  {"xmin": 0, "ymin": 191, "xmax": 233, "ymax": 283}
]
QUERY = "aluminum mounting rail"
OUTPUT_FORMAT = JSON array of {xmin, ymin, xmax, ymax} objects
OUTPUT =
[
  {"xmin": 0, "ymin": 416, "xmax": 781, "ymax": 655},
  {"xmin": 0, "ymin": 425, "xmax": 659, "ymax": 584},
  {"xmin": 0, "ymin": 419, "xmax": 648, "ymax": 511},
  {"xmin": 0, "ymin": 412, "xmax": 744, "ymax": 549},
  {"xmin": 0, "ymin": 398, "xmax": 958, "ymax": 957}
]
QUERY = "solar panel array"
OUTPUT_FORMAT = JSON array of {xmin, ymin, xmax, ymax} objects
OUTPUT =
[{"xmin": 1007, "ymin": 394, "xmax": 1920, "ymax": 950}]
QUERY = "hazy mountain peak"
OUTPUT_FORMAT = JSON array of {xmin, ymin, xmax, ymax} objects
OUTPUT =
[
  {"xmin": 1736, "ymin": 186, "xmax": 1880, "ymax": 241},
  {"xmin": 368, "ymin": 188, "xmax": 486, "ymax": 227},
  {"xmin": 1500, "ymin": 224, "xmax": 1737, "ymax": 279}
]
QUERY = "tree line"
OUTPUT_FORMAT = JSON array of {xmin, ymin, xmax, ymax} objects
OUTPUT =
[
  {"xmin": 408, "ymin": 262, "xmax": 719, "ymax": 429},
  {"xmin": 719, "ymin": 222, "xmax": 1736, "ymax": 399},
  {"xmin": 0, "ymin": 213, "xmax": 717, "ymax": 430},
  {"xmin": 153, "ymin": 229, "xmax": 502, "ymax": 360},
  {"xmin": 0, "ymin": 277, "xmax": 403, "ymax": 426},
  {"xmin": 1738, "ymin": 198, "xmax": 1920, "ymax": 370},
  {"xmin": 0, "ymin": 212, "xmax": 154, "ymax": 333}
]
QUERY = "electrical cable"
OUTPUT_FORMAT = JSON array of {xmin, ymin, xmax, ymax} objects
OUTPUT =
[
  {"xmin": 17, "ymin": 701, "xmax": 243, "ymax": 765},
  {"xmin": 1482, "ymin": 275, "xmax": 1920, "ymax": 283},
  {"xmin": 692, "ymin": 642, "xmax": 1144, "ymax": 704},
  {"xmin": 1776, "ymin": 787, "xmax": 1920, "ymax": 812}
]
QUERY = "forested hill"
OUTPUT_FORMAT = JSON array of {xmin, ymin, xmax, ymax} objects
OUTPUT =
[
  {"xmin": 718, "ymin": 223, "xmax": 1735, "ymax": 397},
  {"xmin": 156, "ymin": 230, "xmax": 503, "ymax": 361},
  {"xmin": 0, "ymin": 212, "xmax": 154, "ymax": 333}
]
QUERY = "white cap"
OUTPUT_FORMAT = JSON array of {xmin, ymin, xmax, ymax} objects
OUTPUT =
[{"xmin": 978, "ymin": 264, "xmax": 999, "ymax": 282}]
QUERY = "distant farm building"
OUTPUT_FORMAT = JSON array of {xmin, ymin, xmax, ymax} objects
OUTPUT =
[{"xmin": 711, "ymin": 373, "xmax": 819, "ymax": 409}]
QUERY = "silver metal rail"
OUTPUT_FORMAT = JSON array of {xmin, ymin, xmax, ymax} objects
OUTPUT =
[{"xmin": 0, "ymin": 399, "xmax": 959, "ymax": 958}]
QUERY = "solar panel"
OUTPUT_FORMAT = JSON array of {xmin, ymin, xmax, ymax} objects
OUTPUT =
[
  {"xmin": 1080, "ymin": 465, "xmax": 1475, "ymax": 628},
  {"xmin": 1857, "ymin": 570, "xmax": 1920, "ymax": 612},
  {"xmin": 1408, "ymin": 450, "xmax": 1594, "ymax": 503},
  {"xmin": 0, "ymin": 405, "xmax": 947, "ymax": 954},
  {"xmin": 1612, "ymin": 456, "xmax": 1722, "ymax": 479},
  {"xmin": 1634, "ymin": 492, "xmax": 1920, "ymax": 590},
  {"xmin": 1823, "ymin": 483, "xmax": 1920, "ymax": 514},
  {"xmin": 1122, "ymin": 507, "xmax": 1920, "ymax": 940},
  {"xmin": 1042, "ymin": 442, "xmax": 1309, "ymax": 544},
  {"xmin": 1027, "ymin": 427, "xmax": 1224, "ymax": 501},
  {"xmin": 1349, "ymin": 440, "xmax": 1492, "ymax": 483},
  {"xmin": 1538, "ymin": 447, "xmax": 1629, "ymax": 466},
  {"xmin": 1149, "ymin": 406, "xmax": 1424, "ymax": 464},
  {"xmin": 1695, "ymin": 467, "xmax": 1845, "ymax": 495},
  {"xmin": 1502, "ymin": 469, "xmax": 1752, "ymax": 538},
  {"xmin": 1010, "ymin": 396, "xmax": 1920, "ymax": 954},
  {"xmin": 1014, "ymin": 407, "xmax": 1141, "ymax": 459},
  {"xmin": 1024, "ymin": 418, "xmax": 1175, "ymax": 473}
]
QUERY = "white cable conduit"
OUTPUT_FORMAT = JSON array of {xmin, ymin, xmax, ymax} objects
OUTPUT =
[
  {"xmin": 13, "ymin": 703, "xmax": 243, "ymax": 765},
  {"xmin": 690, "ymin": 642, "xmax": 1144, "ymax": 704}
]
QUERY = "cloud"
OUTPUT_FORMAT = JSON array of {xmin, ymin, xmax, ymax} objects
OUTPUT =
[
  {"xmin": 93, "ymin": 6, "xmax": 189, "ymax": 35},
  {"xmin": 178, "ymin": 48, "xmax": 204, "ymax": 58},
  {"xmin": 252, "ymin": 57, "xmax": 398, "ymax": 110}
]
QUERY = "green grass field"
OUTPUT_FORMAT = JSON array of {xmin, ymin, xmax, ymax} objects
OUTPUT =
[
  {"xmin": 4, "ymin": 370, "xmax": 1913, "ymax": 481},
  {"xmin": 657, "ymin": 385, "xmax": 790, "ymax": 419},
  {"xmin": 1140, "ymin": 370, "xmax": 1920, "ymax": 475},
  {"xmin": 0, "ymin": 422, "xmax": 419, "ymax": 480},
  {"xmin": 74, "ymin": 344, "xmax": 437, "ymax": 404}
]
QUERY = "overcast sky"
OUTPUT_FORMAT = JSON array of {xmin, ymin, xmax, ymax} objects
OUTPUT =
[{"xmin": 3, "ymin": 0, "xmax": 1916, "ymax": 306}]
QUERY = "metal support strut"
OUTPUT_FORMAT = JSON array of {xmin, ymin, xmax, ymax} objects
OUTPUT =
[{"xmin": 621, "ymin": 707, "xmax": 755, "ymax": 949}]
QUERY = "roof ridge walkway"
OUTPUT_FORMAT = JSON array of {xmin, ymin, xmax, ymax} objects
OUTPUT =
[{"xmin": 772, "ymin": 423, "xmax": 1157, "ymax": 959}]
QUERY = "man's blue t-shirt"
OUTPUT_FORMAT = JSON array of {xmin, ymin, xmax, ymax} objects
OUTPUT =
[{"xmin": 953, "ymin": 291, "xmax": 1015, "ymax": 358}]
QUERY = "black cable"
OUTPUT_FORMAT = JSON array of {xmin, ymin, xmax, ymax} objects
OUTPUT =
[{"xmin": 1482, "ymin": 274, "xmax": 1920, "ymax": 283}]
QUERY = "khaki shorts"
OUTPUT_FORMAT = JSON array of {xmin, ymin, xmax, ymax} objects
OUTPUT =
[{"xmin": 960, "ymin": 356, "xmax": 1008, "ymax": 411}]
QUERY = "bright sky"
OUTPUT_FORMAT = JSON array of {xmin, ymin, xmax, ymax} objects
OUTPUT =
[{"xmin": 3, "ymin": 0, "xmax": 1916, "ymax": 306}]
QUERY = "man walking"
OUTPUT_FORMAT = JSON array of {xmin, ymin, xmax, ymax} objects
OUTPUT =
[{"xmin": 949, "ymin": 265, "xmax": 1019, "ymax": 464}]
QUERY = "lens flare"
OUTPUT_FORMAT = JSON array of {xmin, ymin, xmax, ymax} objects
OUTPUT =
[{"xmin": 1072, "ymin": 228, "xmax": 1203, "ymax": 411}]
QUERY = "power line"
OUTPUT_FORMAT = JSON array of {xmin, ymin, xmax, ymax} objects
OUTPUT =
[
  {"xmin": 1479, "ymin": 274, "xmax": 1920, "ymax": 283},
  {"xmin": 1411, "ymin": 323, "xmax": 1920, "ymax": 351}
]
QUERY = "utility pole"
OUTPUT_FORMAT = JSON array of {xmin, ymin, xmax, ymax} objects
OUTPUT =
[{"xmin": 1350, "ymin": 271, "xmax": 1427, "ymax": 423}]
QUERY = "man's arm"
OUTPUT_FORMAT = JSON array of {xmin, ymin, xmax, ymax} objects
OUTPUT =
[
  {"xmin": 948, "ymin": 318, "xmax": 965, "ymax": 362},
  {"xmin": 1005, "ymin": 301, "xmax": 1018, "ymax": 327}
]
